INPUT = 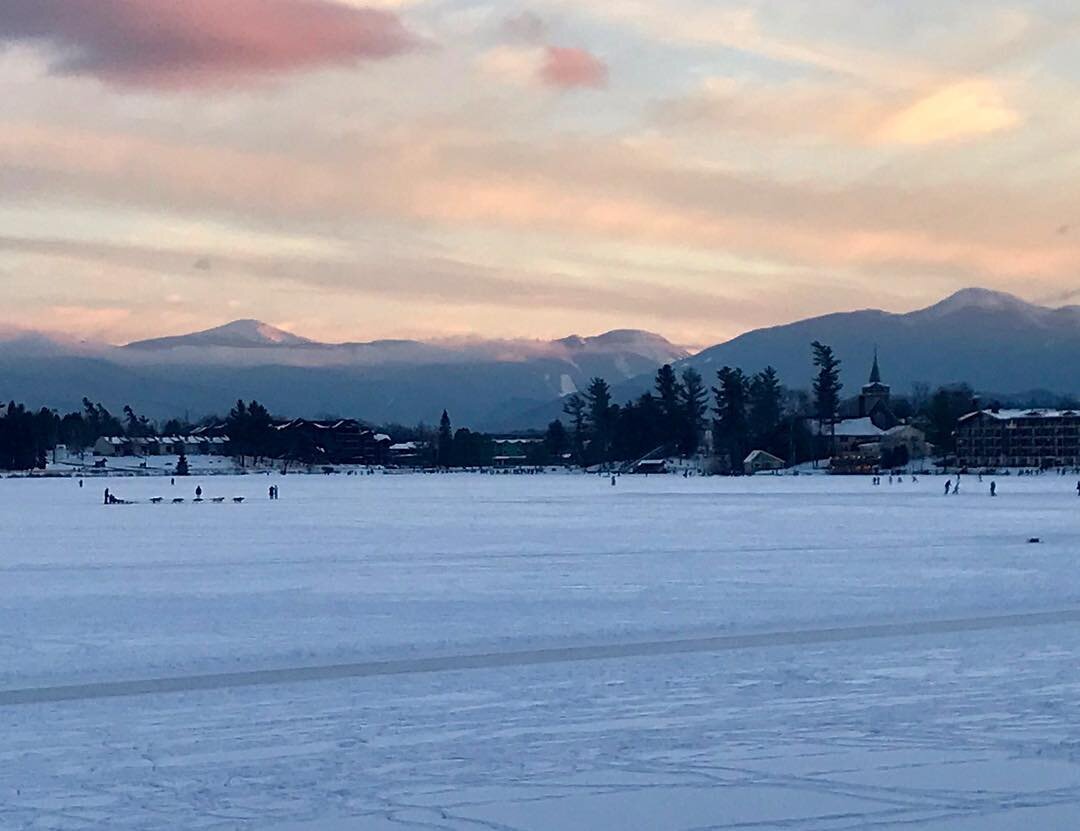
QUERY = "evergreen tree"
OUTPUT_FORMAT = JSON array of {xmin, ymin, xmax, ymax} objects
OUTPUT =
[
  {"xmin": 584, "ymin": 377, "xmax": 615, "ymax": 464},
  {"xmin": 923, "ymin": 384, "xmax": 976, "ymax": 453},
  {"xmin": 544, "ymin": 419, "xmax": 569, "ymax": 463},
  {"xmin": 561, "ymin": 394, "xmax": 587, "ymax": 464},
  {"xmin": 748, "ymin": 366, "xmax": 783, "ymax": 448},
  {"xmin": 161, "ymin": 418, "xmax": 194, "ymax": 436},
  {"xmin": 811, "ymin": 342, "xmax": 842, "ymax": 423},
  {"xmin": 713, "ymin": 367, "xmax": 749, "ymax": 471},
  {"xmin": 613, "ymin": 394, "xmax": 664, "ymax": 462},
  {"xmin": 811, "ymin": 341, "xmax": 842, "ymax": 457},
  {"xmin": 437, "ymin": 410, "xmax": 454, "ymax": 468},
  {"xmin": 122, "ymin": 405, "xmax": 152, "ymax": 437},
  {"xmin": 654, "ymin": 364, "xmax": 683, "ymax": 448},
  {"xmin": 226, "ymin": 399, "xmax": 276, "ymax": 460},
  {"xmin": 678, "ymin": 367, "xmax": 708, "ymax": 455},
  {"xmin": 175, "ymin": 451, "xmax": 190, "ymax": 476}
]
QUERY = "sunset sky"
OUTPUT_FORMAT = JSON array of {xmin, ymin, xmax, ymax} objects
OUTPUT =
[{"xmin": 2, "ymin": 0, "xmax": 1080, "ymax": 347}]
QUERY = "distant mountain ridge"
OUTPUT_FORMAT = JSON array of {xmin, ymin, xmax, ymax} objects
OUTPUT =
[
  {"xmin": 125, "ymin": 319, "xmax": 315, "ymax": 350},
  {"xmin": 0, "ymin": 322, "xmax": 688, "ymax": 427},
  {"xmin": 680, "ymin": 287, "xmax": 1080, "ymax": 395},
  {"xmin": 121, "ymin": 320, "xmax": 688, "ymax": 369},
  {"xmin": 6, "ymin": 288, "xmax": 1080, "ymax": 429}
]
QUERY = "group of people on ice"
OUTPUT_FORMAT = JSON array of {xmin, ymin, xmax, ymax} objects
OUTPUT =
[{"xmin": 871, "ymin": 475, "xmax": 917, "ymax": 486}]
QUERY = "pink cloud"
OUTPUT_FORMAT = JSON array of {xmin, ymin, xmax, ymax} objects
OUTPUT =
[
  {"xmin": 541, "ymin": 46, "xmax": 607, "ymax": 90},
  {"xmin": 0, "ymin": 0, "xmax": 418, "ymax": 89}
]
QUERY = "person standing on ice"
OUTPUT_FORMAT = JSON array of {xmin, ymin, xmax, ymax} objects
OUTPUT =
[
  {"xmin": 195, "ymin": 485, "xmax": 202, "ymax": 500},
  {"xmin": 103, "ymin": 487, "xmax": 110, "ymax": 505},
  {"xmin": 990, "ymin": 481, "xmax": 997, "ymax": 497},
  {"xmin": 944, "ymin": 480, "xmax": 952, "ymax": 495}
]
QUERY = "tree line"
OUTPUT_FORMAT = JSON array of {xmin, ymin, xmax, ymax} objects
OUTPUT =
[{"xmin": 0, "ymin": 343, "xmax": 1054, "ymax": 471}]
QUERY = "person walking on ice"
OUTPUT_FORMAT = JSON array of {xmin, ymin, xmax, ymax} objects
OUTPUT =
[
  {"xmin": 990, "ymin": 481, "xmax": 997, "ymax": 497},
  {"xmin": 944, "ymin": 480, "xmax": 952, "ymax": 495}
]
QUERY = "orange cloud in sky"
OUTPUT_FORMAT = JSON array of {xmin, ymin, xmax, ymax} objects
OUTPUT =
[{"xmin": 874, "ymin": 80, "xmax": 1020, "ymax": 144}]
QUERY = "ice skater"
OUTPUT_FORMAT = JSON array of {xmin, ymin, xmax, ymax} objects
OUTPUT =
[
  {"xmin": 990, "ymin": 481, "xmax": 997, "ymax": 497},
  {"xmin": 944, "ymin": 480, "xmax": 952, "ymax": 495}
]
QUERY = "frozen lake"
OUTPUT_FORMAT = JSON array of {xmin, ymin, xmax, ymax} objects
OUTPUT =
[{"xmin": 4, "ymin": 472, "xmax": 1080, "ymax": 829}]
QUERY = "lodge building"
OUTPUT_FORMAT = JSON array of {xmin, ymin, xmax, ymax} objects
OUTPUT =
[{"xmin": 955, "ymin": 409, "xmax": 1080, "ymax": 469}]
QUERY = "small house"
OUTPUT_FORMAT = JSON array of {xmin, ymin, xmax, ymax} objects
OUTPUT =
[{"xmin": 743, "ymin": 449, "xmax": 785, "ymax": 475}]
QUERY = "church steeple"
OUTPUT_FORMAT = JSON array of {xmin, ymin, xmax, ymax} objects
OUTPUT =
[{"xmin": 869, "ymin": 348, "xmax": 881, "ymax": 384}]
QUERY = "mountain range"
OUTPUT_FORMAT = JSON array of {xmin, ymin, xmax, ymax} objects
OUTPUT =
[
  {"xmin": 2, "ymin": 287, "xmax": 1079, "ymax": 430},
  {"xmin": 0, "ymin": 322, "xmax": 688, "ymax": 428}
]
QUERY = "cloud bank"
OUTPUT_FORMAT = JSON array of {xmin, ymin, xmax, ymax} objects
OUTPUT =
[{"xmin": 0, "ymin": 0, "xmax": 417, "ymax": 88}]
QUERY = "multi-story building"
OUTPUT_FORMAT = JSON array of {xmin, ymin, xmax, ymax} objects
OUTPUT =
[{"xmin": 955, "ymin": 409, "xmax": 1080, "ymax": 468}]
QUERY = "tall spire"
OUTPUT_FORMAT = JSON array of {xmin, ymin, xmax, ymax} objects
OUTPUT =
[{"xmin": 869, "ymin": 348, "xmax": 881, "ymax": 384}]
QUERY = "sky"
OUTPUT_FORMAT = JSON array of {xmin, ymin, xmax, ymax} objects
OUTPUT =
[{"xmin": 2, "ymin": 0, "xmax": 1080, "ymax": 348}]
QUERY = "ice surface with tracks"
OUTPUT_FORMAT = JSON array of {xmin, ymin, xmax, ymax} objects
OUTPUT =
[{"xmin": 3, "ymin": 472, "xmax": 1080, "ymax": 829}]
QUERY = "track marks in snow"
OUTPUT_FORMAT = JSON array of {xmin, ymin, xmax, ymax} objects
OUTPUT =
[{"xmin": 5, "ymin": 608, "xmax": 1080, "ymax": 706}]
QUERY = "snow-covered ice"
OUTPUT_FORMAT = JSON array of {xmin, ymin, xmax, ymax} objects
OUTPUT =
[{"xmin": 3, "ymin": 472, "xmax": 1080, "ymax": 829}]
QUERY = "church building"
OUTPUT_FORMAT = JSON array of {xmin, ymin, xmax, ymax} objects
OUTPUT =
[{"xmin": 855, "ymin": 352, "xmax": 898, "ymax": 429}]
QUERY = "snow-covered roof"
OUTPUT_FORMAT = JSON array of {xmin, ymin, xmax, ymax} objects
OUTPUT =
[
  {"xmin": 389, "ymin": 441, "xmax": 420, "ymax": 451},
  {"xmin": 812, "ymin": 418, "xmax": 885, "ymax": 438},
  {"xmin": 961, "ymin": 409, "xmax": 1080, "ymax": 422},
  {"xmin": 373, "ymin": 433, "xmax": 392, "ymax": 443},
  {"xmin": 744, "ymin": 449, "xmax": 784, "ymax": 465}
]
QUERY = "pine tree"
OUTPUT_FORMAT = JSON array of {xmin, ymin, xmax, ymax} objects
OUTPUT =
[
  {"xmin": 713, "ymin": 367, "xmax": 749, "ymax": 471},
  {"xmin": 678, "ymin": 367, "xmax": 708, "ymax": 455},
  {"xmin": 176, "ymin": 451, "xmax": 190, "ymax": 476},
  {"xmin": 544, "ymin": 419, "xmax": 569, "ymax": 463},
  {"xmin": 654, "ymin": 364, "xmax": 683, "ymax": 449},
  {"xmin": 437, "ymin": 410, "xmax": 454, "ymax": 468},
  {"xmin": 584, "ymin": 377, "xmax": 615, "ymax": 464},
  {"xmin": 562, "ymin": 394, "xmax": 587, "ymax": 465},
  {"xmin": 748, "ymin": 366, "xmax": 783, "ymax": 449},
  {"xmin": 811, "ymin": 342, "xmax": 843, "ymax": 457}
]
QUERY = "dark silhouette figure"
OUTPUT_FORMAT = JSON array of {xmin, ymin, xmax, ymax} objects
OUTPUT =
[
  {"xmin": 944, "ymin": 480, "xmax": 952, "ymax": 495},
  {"xmin": 195, "ymin": 486, "xmax": 202, "ymax": 499},
  {"xmin": 990, "ymin": 481, "xmax": 997, "ymax": 497},
  {"xmin": 103, "ymin": 488, "xmax": 110, "ymax": 505}
]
